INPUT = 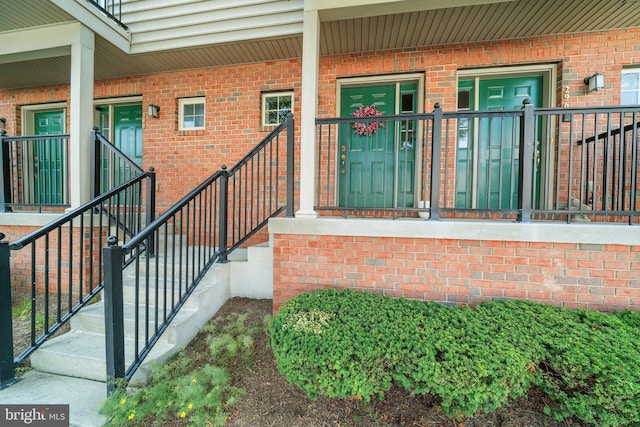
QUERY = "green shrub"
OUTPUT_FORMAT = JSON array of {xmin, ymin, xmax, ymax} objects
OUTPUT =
[
  {"xmin": 269, "ymin": 289, "xmax": 399, "ymax": 401},
  {"xmin": 422, "ymin": 302, "xmax": 544, "ymax": 418},
  {"xmin": 102, "ymin": 313, "xmax": 260, "ymax": 426},
  {"xmin": 269, "ymin": 289, "xmax": 640, "ymax": 425},
  {"xmin": 538, "ymin": 309, "xmax": 640, "ymax": 427}
]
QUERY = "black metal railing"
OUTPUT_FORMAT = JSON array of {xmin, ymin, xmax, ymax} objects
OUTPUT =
[
  {"xmin": 0, "ymin": 133, "xmax": 71, "ymax": 212},
  {"xmin": 87, "ymin": 0, "xmax": 127, "ymax": 29},
  {"xmin": 90, "ymin": 128, "xmax": 151, "ymax": 243},
  {"xmin": 315, "ymin": 102, "xmax": 639, "ymax": 224},
  {"xmin": 548, "ymin": 107, "xmax": 640, "ymax": 223},
  {"xmin": 91, "ymin": 127, "xmax": 145, "ymax": 198},
  {"xmin": 0, "ymin": 170, "xmax": 155, "ymax": 389},
  {"xmin": 102, "ymin": 115, "xmax": 294, "ymax": 391}
]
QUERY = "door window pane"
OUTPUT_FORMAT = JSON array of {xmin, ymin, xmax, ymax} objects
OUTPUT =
[{"xmin": 458, "ymin": 89, "xmax": 471, "ymax": 110}]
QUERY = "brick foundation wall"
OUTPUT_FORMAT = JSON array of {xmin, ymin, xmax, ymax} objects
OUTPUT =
[{"xmin": 272, "ymin": 232, "xmax": 640, "ymax": 313}]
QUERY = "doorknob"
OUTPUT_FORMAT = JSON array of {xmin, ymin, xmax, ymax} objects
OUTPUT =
[{"xmin": 340, "ymin": 153, "xmax": 346, "ymax": 174}]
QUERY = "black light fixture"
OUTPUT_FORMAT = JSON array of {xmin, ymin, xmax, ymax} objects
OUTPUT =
[
  {"xmin": 584, "ymin": 72, "xmax": 605, "ymax": 92},
  {"xmin": 147, "ymin": 104, "xmax": 160, "ymax": 118}
]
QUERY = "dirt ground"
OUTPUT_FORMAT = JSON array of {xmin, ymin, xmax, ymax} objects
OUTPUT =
[
  {"xmin": 11, "ymin": 289, "xmax": 71, "ymax": 364},
  {"xmin": 214, "ymin": 298, "xmax": 588, "ymax": 427},
  {"xmin": 12, "ymin": 293, "xmax": 588, "ymax": 426}
]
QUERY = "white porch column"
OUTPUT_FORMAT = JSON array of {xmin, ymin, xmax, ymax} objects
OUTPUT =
[
  {"xmin": 296, "ymin": 9, "xmax": 320, "ymax": 218},
  {"xmin": 69, "ymin": 25, "xmax": 95, "ymax": 208}
]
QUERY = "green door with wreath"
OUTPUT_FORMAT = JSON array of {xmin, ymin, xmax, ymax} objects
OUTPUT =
[{"xmin": 339, "ymin": 83, "xmax": 417, "ymax": 208}]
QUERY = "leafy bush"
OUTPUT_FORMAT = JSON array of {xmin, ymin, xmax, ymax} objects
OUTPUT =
[
  {"xmin": 102, "ymin": 313, "xmax": 260, "ymax": 426},
  {"xmin": 269, "ymin": 289, "xmax": 640, "ymax": 425},
  {"xmin": 269, "ymin": 289, "xmax": 400, "ymax": 401},
  {"xmin": 538, "ymin": 309, "xmax": 640, "ymax": 427}
]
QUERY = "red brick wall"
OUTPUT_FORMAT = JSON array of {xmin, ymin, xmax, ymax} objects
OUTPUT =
[
  {"xmin": 272, "ymin": 233, "xmax": 640, "ymax": 313},
  {"xmin": 2, "ymin": 29, "xmax": 639, "ymax": 215},
  {"xmin": 5, "ymin": 224, "xmax": 106, "ymax": 296},
  {"xmin": 318, "ymin": 29, "xmax": 639, "ymax": 115},
  {"xmin": 93, "ymin": 60, "xmax": 302, "ymax": 212},
  {"xmin": 0, "ymin": 60, "xmax": 302, "ymax": 214}
]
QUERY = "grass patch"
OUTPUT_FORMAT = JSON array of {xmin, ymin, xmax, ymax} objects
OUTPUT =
[{"xmin": 12, "ymin": 299, "xmax": 32, "ymax": 320}]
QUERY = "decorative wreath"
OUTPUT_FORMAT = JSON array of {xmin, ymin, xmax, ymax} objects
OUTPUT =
[{"xmin": 352, "ymin": 104, "xmax": 385, "ymax": 136}]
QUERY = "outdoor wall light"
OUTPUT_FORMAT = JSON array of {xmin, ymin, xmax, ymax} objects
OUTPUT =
[
  {"xmin": 147, "ymin": 104, "xmax": 160, "ymax": 118},
  {"xmin": 584, "ymin": 72, "xmax": 605, "ymax": 92}
]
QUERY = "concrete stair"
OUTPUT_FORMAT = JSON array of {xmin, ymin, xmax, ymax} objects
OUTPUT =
[{"xmin": 30, "ymin": 240, "xmax": 273, "ymax": 385}]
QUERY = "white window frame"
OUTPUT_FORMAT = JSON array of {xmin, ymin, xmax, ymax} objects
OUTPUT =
[
  {"xmin": 621, "ymin": 68, "xmax": 640, "ymax": 105},
  {"xmin": 262, "ymin": 91, "xmax": 293, "ymax": 126},
  {"xmin": 179, "ymin": 97, "xmax": 206, "ymax": 131}
]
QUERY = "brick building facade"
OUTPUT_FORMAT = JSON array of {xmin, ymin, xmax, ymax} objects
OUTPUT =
[{"xmin": 2, "ymin": 9, "xmax": 640, "ymax": 312}]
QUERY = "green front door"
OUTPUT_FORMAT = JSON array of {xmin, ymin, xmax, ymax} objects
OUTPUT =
[
  {"xmin": 34, "ymin": 110, "xmax": 65, "ymax": 204},
  {"xmin": 113, "ymin": 104, "xmax": 143, "ymax": 167},
  {"xmin": 99, "ymin": 104, "xmax": 143, "ymax": 193},
  {"xmin": 339, "ymin": 83, "xmax": 417, "ymax": 208},
  {"xmin": 456, "ymin": 76, "xmax": 543, "ymax": 209}
]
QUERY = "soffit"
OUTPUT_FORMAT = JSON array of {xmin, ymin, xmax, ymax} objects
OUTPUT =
[
  {"xmin": 319, "ymin": 0, "xmax": 640, "ymax": 55},
  {"xmin": 2, "ymin": 0, "xmax": 640, "ymax": 90},
  {"xmin": 0, "ymin": 0, "xmax": 73, "ymax": 32},
  {"xmin": 0, "ymin": 35, "xmax": 303, "ymax": 89}
]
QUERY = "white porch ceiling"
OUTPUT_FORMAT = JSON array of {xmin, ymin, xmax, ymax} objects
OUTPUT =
[{"xmin": 1, "ymin": 0, "xmax": 640, "ymax": 90}]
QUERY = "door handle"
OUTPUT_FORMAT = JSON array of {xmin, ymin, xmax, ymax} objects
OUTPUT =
[{"xmin": 340, "ymin": 153, "xmax": 346, "ymax": 174}]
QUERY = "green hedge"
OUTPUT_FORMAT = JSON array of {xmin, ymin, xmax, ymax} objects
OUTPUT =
[{"xmin": 269, "ymin": 289, "xmax": 640, "ymax": 425}]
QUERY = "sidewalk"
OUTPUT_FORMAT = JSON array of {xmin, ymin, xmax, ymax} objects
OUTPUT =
[{"xmin": 0, "ymin": 371, "xmax": 107, "ymax": 427}]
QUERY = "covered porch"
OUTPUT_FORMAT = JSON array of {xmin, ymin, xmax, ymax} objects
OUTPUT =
[
  {"xmin": 271, "ymin": 101, "xmax": 640, "ymax": 312},
  {"xmin": 273, "ymin": 0, "xmax": 640, "ymax": 312},
  {"xmin": 313, "ymin": 101, "xmax": 639, "ymax": 225}
]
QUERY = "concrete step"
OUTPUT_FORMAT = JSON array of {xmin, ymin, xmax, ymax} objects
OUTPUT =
[
  {"xmin": 69, "ymin": 301, "xmax": 197, "ymax": 345},
  {"xmin": 120, "ymin": 272, "xmax": 218, "ymax": 310},
  {"xmin": 29, "ymin": 330, "xmax": 175, "ymax": 385},
  {"xmin": 28, "ymin": 238, "xmax": 269, "ymax": 387},
  {"xmin": 30, "ymin": 258, "xmax": 232, "ymax": 385},
  {"xmin": 230, "ymin": 243, "xmax": 272, "ymax": 299},
  {"xmin": 124, "ymin": 245, "xmax": 218, "ymax": 277}
]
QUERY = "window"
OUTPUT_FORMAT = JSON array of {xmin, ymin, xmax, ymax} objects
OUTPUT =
[
  {"xmin": 179, "ymin": 97, "xmax": 205, "ymax": 130},
  {"xmin": 621, "ymin": 69, "xmax": 640, "ymax": 105},
  {"xmin": 262, "ymin": 91, "xmax": 293, "ymax": 126}
]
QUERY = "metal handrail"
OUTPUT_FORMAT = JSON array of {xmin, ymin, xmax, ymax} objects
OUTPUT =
[
  {"xmin": 90, "ymin": 128, "xmax": 152, "ymax": 245},
  {"xmin": 10, "ymin": 174, "xmax": 150, "ymax": 250},
  {"xmin": 580, "ymin": 118, "xmax": 640, "ymax": 145},
  {"xmin": 103, "ymin": 115, "xmax": 295, "ymax": 390},
  {"xmin": 315, "ymin": 101, "xmax": 639, "ymax": 224},
  {"xmin": 87, "ymin": 0, "xmax": 128, "ymax": 30},
  {"xmin": 0, "ymin": 133, "xmax": 71, "ymax": 212},
  {"xmin": 0, "ymin": 170, "xmax": 155, "ymax": 387}
]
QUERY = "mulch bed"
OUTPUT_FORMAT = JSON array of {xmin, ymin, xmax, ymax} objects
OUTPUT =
[{"xmin": 217, "ymin": 298, "xmax": 587, "ymax": 427}]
